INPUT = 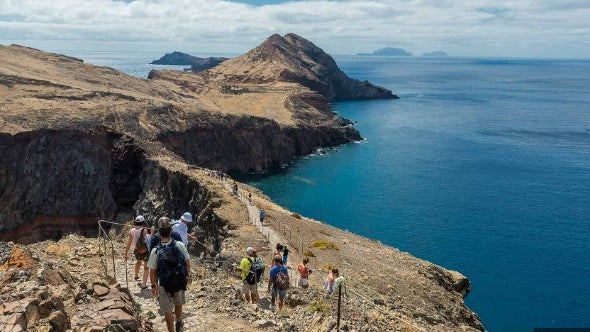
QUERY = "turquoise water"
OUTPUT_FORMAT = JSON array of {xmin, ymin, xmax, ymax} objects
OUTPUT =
[
  {"xmin": 60, "ymin": 50, "xmax": 590, "ymax": 331},
  {"xmin": 241, "ymin": 57, "xmax": 590, "ymax": 331}
]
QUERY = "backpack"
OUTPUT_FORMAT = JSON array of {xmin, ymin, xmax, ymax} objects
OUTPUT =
[
  {"xmin": 245, "ymin": 257, "xmax": 265, "ymax": 285},
  {"xmin": 155, "ymin": 239, "xmax": 188, "ymax": 295},
  {"xmin": 275, "ymin": 266, "xmax": 290, "ymax": 290},
  {"xmin": 133, "ymin": 228, "xmax": 149, "ymax": 260}
]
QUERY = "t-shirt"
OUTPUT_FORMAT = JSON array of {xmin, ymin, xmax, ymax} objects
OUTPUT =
[
  {"xmin": 240, "ymin": 256, "xmax": 253, "ymax": 281},
  {"xmin": 172, "ymin": 220, "xmax": 189, "ymax": 245},
  {"xmin": 149, "ymin": 231, "xmax": 182, "ymax": 251},
  {"xmin": 147, "ymin": 240, "xmax": 189, "ymax": 270},
  {"xmin": 269, "ymin": 265, "xmax": 288, "ymax": 286}
]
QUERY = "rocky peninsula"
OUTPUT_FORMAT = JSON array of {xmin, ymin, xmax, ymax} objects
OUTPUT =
[{"xmin": 0, "ymin": 34, "xmax": 483, "ymax": 331}]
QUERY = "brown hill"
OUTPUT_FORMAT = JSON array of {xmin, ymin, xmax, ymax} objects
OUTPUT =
[{"xmin": 203, "ymin": 33, "xmax": 397, "ymax": 101}]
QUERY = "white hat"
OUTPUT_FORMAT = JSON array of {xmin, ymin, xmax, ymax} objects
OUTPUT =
[
  {"xmin": 135, "ymin": 215, "xmax": 145, "ymax": 223},
  {"xmin": 246, "ymin": 247, "xmax": 255, "ymax": 255},
  {"xmin": 181, "ymin": 212, "xmax": 193, "ymax": 223}
]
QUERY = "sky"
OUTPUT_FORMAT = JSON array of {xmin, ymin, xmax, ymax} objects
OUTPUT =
[{"xmin": 0, "ymin": 0, "xmax": 589, "ymax": 58}]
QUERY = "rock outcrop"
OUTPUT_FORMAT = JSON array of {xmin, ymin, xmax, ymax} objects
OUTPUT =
[
  {"xmin": 151, "ymin": 51, "xmax": 228, "ymax": 71},
  {"xmin": 214, "ymin": 33, "xmax": 397, "ymax": 101}
]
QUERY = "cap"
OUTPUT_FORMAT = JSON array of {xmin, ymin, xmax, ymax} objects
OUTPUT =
[
  {"xmin": 181, "ymin": 212, "xmax": 193, "ymax": 223},
  {"xmin": 246, "ymin": 247, "xmax": 255, "ymax": 255},
  {"xmin": 135, "ymin": 215, "xmax": 145, "ymax": 223}
]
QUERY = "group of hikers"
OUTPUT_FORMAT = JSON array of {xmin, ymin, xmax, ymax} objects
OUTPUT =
[
  {"xmin": 124, "ymin": 213, "xmax": 194, "ymax": 332},
  {"xmin": 124, "ymin": 213, "xmax": 342, "ymax": 332}
]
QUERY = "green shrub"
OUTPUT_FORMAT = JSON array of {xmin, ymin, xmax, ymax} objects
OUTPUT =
[{"xmin": 309, "ymin": 240, "xmax": 339, "ymax": 251}]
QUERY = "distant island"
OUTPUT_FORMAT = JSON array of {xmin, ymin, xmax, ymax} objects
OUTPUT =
[
  {"xmin": 151, "ymin": 51, "xmax": 228, "ymax": 71},
  {"xmin": 422, "ymin": 51, "xmax": 448, "ymax": 57},
  {"xmin": 358, "ymin": 47, "xmax": 413, "ymax": 56}
]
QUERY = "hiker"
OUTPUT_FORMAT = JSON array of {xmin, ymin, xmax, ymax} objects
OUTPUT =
[
  {"xmin": 297, "ymin": 257, "xmax": 312, "ymax": 289},
  {"xmin": 282, "ymin": 246, "xmax": 290, "ymax": 266},
  {"xmin": 325, "ymin": 268, "xmax": 339, "ymax": 294},
  {"xmin": 232, "ymin": 181, "xmax": 238, "ymax": 196},
  {"xmin": 259, "ymin": 208, "xmax": 265, "ymax": 225},
  {"xmin": 267, "ymin": 256, "xmax": 289, "ymax": 311},
  {"xmin": 149, "ymin": 217, "xmax": 183, "ymax": 250},
  {"xmin": 124, "ymin": 215, "xmax": 152, "ymax": 290},
  {"xmin": 248, "ymin": 192, "xmax": 252, "ymax": 205},
  {"xmin": 240, "ymin": 247, "xmax": 260, "ymax": 304},
  {"xmin": 172, "ymin": 212, "xmax": 196, "ymax": 246},
  {"xmin": 272, "ymin": 243, "xmax": 283, "ymax": 265},
  {"xmin": 148, "ymin": 220, "xmax": 191, "ymax": 332}
]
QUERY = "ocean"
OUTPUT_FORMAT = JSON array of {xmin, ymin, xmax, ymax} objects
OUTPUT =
[{"xmin": 57, "ymin": 50, "xmax": 590, "ymax": 331}]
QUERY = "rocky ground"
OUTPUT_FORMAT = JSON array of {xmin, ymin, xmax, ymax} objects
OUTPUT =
[{"xmin": 0, "ymin": 172, "xmax": 484, "ymax": 331}]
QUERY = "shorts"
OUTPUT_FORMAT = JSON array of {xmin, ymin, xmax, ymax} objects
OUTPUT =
[
  {"xmin": 157, "ymin": 286, "xmax": 186, "ymax": 315},
  {"xmin": 242, "ymin": 281, "xmax": 258, "ymax": 294},
  {"xmin": 271, "ymin": 286, "xmax": 286, "ymax": 301},
  {"xmin": 298, "ymin": 277, "xmax": 309, "ymax": 287}
]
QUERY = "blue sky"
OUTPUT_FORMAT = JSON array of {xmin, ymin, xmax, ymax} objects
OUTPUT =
[{"xmin": 0, "ymin": 0, "xmax": 589, "ymax": 58}]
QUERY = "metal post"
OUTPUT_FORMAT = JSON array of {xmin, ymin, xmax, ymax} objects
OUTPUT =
[{"xmin": 337, "ymin": 283, "xmax": 342, "ymax": 331}]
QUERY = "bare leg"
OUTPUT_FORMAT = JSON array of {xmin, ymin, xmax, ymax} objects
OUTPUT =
[
  {"xmin": 175, "ymin": 304, "xmax": 182, "ymax": 322},
  {"xmin": 141, "ymin": 261, "xmax": 149, "ymax": 286},
  {"xmin": 165, "ymin": 312, "xmax": 174, "ymax": 332}
]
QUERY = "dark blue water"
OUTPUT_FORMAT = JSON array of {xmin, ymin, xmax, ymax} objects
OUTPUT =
[{"xmin": 241, "ymin": 57, "xmax": 590, "ymax": 331}]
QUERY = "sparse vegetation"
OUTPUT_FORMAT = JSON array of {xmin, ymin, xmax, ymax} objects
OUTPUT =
[
  {"xmin": 323, "ymin": 264, "xmax": 336, "ymax": 271},
  {"xmin": 308, "ymin": 300, "xmax": 331, "ymax": 313},
  {"xmin": 291, "ymin": 212, "xmax": 302, "ymax": 219},
  {"xmin": 309, "ymin": 240, "xmax": 339, "ymax": 251},
  {"xmin": 303, "ymin": 249, "xmax": 315, "ymax": 258}
]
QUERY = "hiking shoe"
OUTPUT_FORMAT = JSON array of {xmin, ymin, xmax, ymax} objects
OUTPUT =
[
  {"xmin": 268, "ymin": 304, "xmax": 275, "ymax": 311},
  {"xmin": 175, "ymin": 320, "xmax": 183, "ymax": 332}
]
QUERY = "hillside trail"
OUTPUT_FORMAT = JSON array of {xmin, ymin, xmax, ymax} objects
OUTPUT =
[{"xmin": 110, "ymin": 176, "xmax": 315, "ymax": 331}]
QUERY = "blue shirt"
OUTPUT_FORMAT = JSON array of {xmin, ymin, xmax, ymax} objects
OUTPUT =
[
  {"xmin": 149, "ymin": 231, "xmax": 182, "ymax": 251},
  {"xmin": 269, "ymin": 265, "xmax": 288, "ymax": 285}
]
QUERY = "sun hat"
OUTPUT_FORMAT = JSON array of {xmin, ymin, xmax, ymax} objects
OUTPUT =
[
  {"xmin": 181, "ymin": 212, "xmax": 193, "ymax": 223},
  {"xmin": 246, "ymin": 247, "xmax": 255, "ymax": 255},
  {"xmin": 135, "ymin": 215, "xmax": 145, "ymax": 223}
]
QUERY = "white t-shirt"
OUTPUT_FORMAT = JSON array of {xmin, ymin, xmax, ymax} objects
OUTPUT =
[
  {"xmin": 172, "ymin": 220, "xmax": 189, "ymax": 245},
  {"xmin": 129, "ymin": 227, "xmax": 150, "ymax": 247}
]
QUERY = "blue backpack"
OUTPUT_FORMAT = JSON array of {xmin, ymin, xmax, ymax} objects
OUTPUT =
[
  {"xmin": 245, "ymin": 257, "xmax": 265, "ymax": 285},
  {"xmin": 156, "ymin": 239, "xmax": 188, "ymax": 295}
]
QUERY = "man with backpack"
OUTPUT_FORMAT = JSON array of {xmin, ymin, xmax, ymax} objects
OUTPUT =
[
  {"xmin": 240, "ymin": 247, "xmax": 262, "ymax": 304},
  {"xmin": 267, "ymin": 256, "xmax": 289, "ymax": 311},
  {"xmin": 148, "ymin": 220, "xmax": 191, "ymax": 332},
  {"xmin": 149, "ymin": 217, "xmax": 183, "ymax": 251},
  {"xmin": 171, "ymin": 212, "xmax": 197, "ymax": 246}
]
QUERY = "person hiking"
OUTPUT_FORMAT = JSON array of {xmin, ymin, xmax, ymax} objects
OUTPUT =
[
  {"xmin": 282, "ymin": 246, "xmax": 290, "ymax": 266},
  {"xmin": 272, "ymin": 243, "xmax": 283, "ymax": 265},
  {"xmin": 240, "ymin": 247, "xmax": 260, "ymax": 304},
  {"xmin": 148, "ymin": 220, "xmax": 191, "ymax": 332},
  {"xmin": 124, "ymin": 215, "xmax": 152, "ymax": 290},
  {"xmin": 297, "ymin": 257, "xmax": 312, "ymax": 289},
  {"xmin": 259, "ymin": 208, "xmax": 265, "ymax": 225},
  {"xmin": 149, "ymin": 217, "xmax": 183, "ymax": 250},
  {"xmin": 267, "ymin": 256, "xmax": 289, "ymax": 311},
  {"xmin": 171, "ymin": 212, "xmax": 196, "ymax": 246},
  {"xmin": 325, "ymin": 268, "xmax": 339, "ymax": 294}
]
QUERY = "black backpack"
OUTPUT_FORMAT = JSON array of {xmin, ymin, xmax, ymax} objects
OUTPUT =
[
  {"xmin": 245, "ymin": 257, "xmax": 265, "ymax": 285},
  {"xmin": 156, "ymin": 239, "xmax": 188, "ymax": 295}
]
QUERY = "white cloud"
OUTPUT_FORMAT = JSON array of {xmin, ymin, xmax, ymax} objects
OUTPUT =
[{"xmin": 0, "ymin": 0, "xmax": 588, "ymax": 58}]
